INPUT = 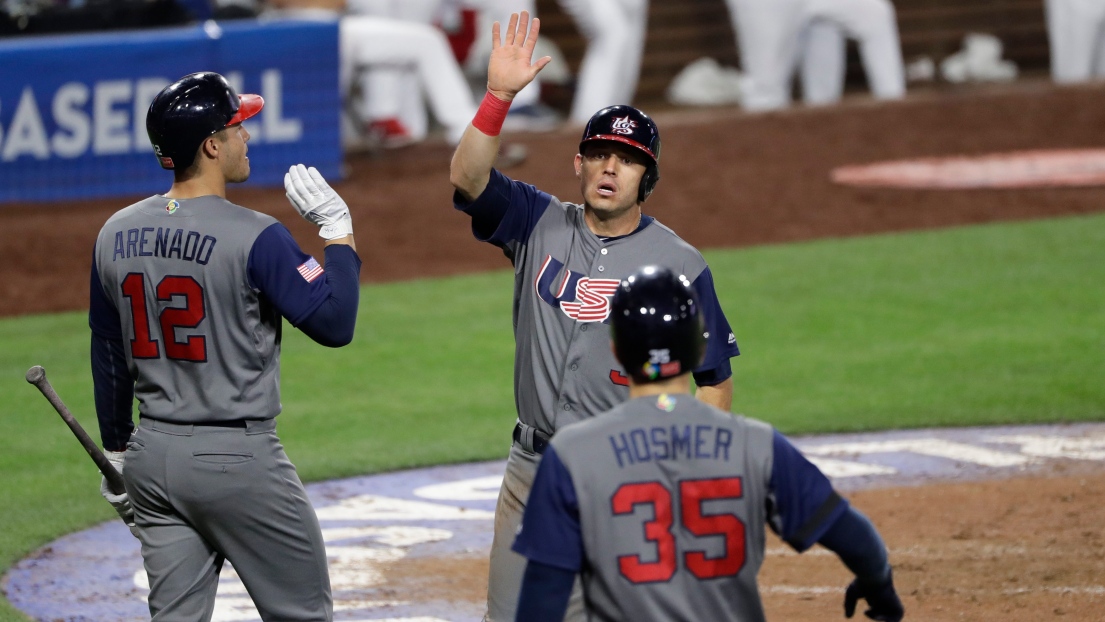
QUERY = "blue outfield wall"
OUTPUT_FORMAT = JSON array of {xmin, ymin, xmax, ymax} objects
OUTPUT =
[{"xmin": 0, "ymin": 19, "xmax": 341, "ymax": 203}]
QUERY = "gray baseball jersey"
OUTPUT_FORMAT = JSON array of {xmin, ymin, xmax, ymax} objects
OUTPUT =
[
  {"xmin": 91, "ymin": 195, "xmax": 330, "ymax": 424},
  {"xmin": 455, "ymin": 170, "xmax": 740, "ymax": 436},
  {"xmin": 90, "ymin": 193, "xmax": 361, "ymax": 618},
  {"xmin": 513, "ymin": 393, "xmax": 848, "ymax": 621}
]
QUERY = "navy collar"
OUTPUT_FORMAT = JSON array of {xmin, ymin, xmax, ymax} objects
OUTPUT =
[{"xmin": 598, "ymin": 214, "xmax": 654, "ymax": 243}]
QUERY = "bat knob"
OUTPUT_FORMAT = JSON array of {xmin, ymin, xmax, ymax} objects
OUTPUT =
[{"xmin": 26, "ymin": 365, "xmax": 46, "ymax": 385}]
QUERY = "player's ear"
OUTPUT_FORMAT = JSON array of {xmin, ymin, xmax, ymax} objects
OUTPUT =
[
  {"xmin": 574, "ymin": 153, "xmax": 583, "ymax": 178},
  {"xmin": 200, "ymin": 135, "xmax": 220, "ymax": 160}
]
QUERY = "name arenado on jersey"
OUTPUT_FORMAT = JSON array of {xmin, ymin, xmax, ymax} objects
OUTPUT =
[{"xmin": 111, "ymin": 227, "xmax": 217, "ymax": 265}]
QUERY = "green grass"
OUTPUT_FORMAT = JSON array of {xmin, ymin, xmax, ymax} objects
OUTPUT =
[
  {"xmin": 709, "ymin": 215, "xmax": 1105, "ymax": 431},
  {"xmin": 1, "ymin": 213, "xmax": 1103, "ymax": 619}
]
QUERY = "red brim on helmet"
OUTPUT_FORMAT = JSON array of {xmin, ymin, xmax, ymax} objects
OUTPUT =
[
  {"xmin": 227, "ymin": 94, "xmax": 264, "ymax": 126},
  {"xmin": 582, "ymin": 134, "xmax": 656, "ymax": 161}
]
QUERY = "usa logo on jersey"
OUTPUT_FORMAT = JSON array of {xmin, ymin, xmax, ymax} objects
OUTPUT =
[{"xmin": 534, "ymin": 254, "xmax": 619, "ymax": 322}]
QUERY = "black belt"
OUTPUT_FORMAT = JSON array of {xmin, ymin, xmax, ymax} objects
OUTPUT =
[
  {"xmin": 203, "ymin": 420, "xmax": 248, "ymax": 428},
  {"xmin": 513, "ymin": 422, "xmax": 551, "ymax": 455},
  {"xmin": 141, "ymin": 416, "xmax": 248, "ymax": 428}
]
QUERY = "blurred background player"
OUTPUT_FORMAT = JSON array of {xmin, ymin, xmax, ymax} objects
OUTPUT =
[
  {"xmin": 90, "ymin": 72, "xmax": 361, "ymax": 620},
  {"xmin": 1045, "ymin": 0, "xmax": 1105, "ymax": 84},
  {"xmin": 449, "ymin": 12, "xmax": 739, "ymax": 621},
  {"xmin": 259, "ymin": 0, "xmax": 477, "ymax": 148},
  {"xmin": 726, "ymin": 0, "xmax": 905, "ymax": 110},
  {"xmin": 512, "ymin": 266, "xmax": 905, "ymax": 622},
  {"xmin": 556, "ymin": 0, "xmax": 650, "ymax": 124},
  {"xmin": 347, "ymin": 0, "xmax": 562, "ymax": 134}
]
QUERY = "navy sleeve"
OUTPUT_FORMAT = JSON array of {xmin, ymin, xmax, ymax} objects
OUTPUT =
[
  {"xmin": 511, "ymin": 446, "xmax": 584, "ymax": 572},
  {"xmin": 248, "ymin": 224, "xmax": 361, "ymax": 337},
  {"xmin": 452, "ymin": 168, "xmax": 554, "ymax": 251},
  {"xmin": 88, "ymin": 258, "xmax": 134, "ymax": 451},
  {"xmin": 817, "ymin": 505, "xmax": 892, "ymax": 585},
  {"xmin": 768, "ymin": 430, "xmax": 849, "ymax": 551},
  {"xmin": 690, "ymin": 266, "xmax": 740, "ymax": 386},
  {"xmin": 514, "ymin": 560, "xmax": 575, "ymax": 622},
  {"xmin": 295, "ymin": 244, "xmax": 362, "ymax": 347}
]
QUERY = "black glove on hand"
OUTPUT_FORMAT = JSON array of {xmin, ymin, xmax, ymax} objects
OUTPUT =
[{"xmin": 844, "ymin": 568, "xmax": 904, "ymax": 621}]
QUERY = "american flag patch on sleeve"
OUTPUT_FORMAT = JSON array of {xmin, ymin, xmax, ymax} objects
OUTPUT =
[{"xmin": 296, "ymin": 257, "xmax": 324, "ymax": 283}]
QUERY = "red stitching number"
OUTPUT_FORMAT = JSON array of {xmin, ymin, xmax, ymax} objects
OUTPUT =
[
  {"xmin": 612, "ymin": 482, "xmax": 677, "ymax": 583},
  {"xmin": 121, "ymin": 273, "xmax": 159, "ymax": 359},
  {"xmin": 612, "ymin": 477, "xmax": 745, "ymax": 584},
  {"xmin": 121, "ymin": 274, "xmax": 207, "ymax": 362},
  {"xmin": 681, "ymin": 477, "xmax": 746, "ymax": 579}
]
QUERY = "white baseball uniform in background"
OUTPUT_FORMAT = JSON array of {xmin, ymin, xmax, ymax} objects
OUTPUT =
[
  {"xmin": 261, "ymin": 4, "xmax": 476, "ymax": 145},
  {"xmin": 1045, "ymin": 0, "xmax": 1105, "ymax": 83},
  {"xmin": 349, "ymin": 0, "xmax": 544, "ymax": 137},
  {"xmin": 557, "ymin": 0, "xmax": 650, "ymax": 123},
  {"xmin": 726, "ymin": 0, "xmax": 905, "ymax": 111}
]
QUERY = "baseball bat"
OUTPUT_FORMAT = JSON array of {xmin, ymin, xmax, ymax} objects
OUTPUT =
[{"xmin": 25, "ymin": 365, "xmax": 126, "ymax": 495}]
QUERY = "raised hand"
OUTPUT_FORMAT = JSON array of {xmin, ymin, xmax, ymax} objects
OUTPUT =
[
  {"xmin": 284, "ymin": 164, "xmax": 353, "ymax": 240},
  {"xmin": 487, "ymin": 11, "xmax": 552, "ymax": 101}
]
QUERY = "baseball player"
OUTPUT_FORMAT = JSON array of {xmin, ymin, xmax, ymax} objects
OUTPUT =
[
  {"xmin": 262, "ymin": 0, "xmax": 478, "ymax": 147},
  {"xmin": 512, "ymin": 267, "xmax": 905, "ymax": 622},
  {"xmin": 1045, "ymin": 0, "xmax": 1105, "ymax": 83},
  {"xmin": 90, "ymin": 72, "xmax": 361, "ymax": 620},
  {"xmin": 726, "ymin": 0, "xmax": 905, "ymax": 110},
  {"xmin": 556, "ymin": 0, "xmax": 650, "ymax": 124},
  {"xmin": 449, "ymin": 12, "xmax": 740, "ymax": 621}
]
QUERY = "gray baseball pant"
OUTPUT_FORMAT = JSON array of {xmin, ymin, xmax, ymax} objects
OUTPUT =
[
  {"xmin": 484, "ymin": 440, "xmax": 585, "ymax": 622},
  {"xmin": 124, "ymin": 417, "xmax": 332, "ymax": 621}
]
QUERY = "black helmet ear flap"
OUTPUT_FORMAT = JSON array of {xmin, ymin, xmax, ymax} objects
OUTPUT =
[{"xmin": 639, "ymin": 164, "xmax": 660, "ymax": 203}]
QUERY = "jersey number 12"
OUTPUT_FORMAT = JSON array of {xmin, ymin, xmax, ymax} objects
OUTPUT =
[
  {"xmin": 612, "ymin": 477, "xmax": 746, "ymax": 583},
  {"xmin": 121, "ymin": 273, "xmax": 208, "ymax": 362}
]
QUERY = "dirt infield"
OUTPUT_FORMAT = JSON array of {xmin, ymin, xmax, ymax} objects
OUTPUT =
[
  {"xmin": 372, "ymin": 473, "xmax": 1105, "ymax": 622},
  {"xmin": 4, "ymin": 80, "xmax": 1104, "ymax": 620}
]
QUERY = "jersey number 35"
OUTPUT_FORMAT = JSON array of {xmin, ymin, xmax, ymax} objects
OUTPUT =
[{"xmin": 612, "ymin": 477, "xmax": 746, "ymax": 583}]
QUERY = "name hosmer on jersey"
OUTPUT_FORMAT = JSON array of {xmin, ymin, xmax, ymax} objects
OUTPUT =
[
  {"xmin": 111, "ymin": 227, "xmax": 217, "ymax": 265},
  {"xmin": 609, "ymin": 423, "xmax": 734, "ymax": 468}
]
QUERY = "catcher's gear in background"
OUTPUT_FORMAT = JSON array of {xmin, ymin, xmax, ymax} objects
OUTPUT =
[
  {"xmin": 610, "ymin": 266, "xmax": 706, "ymax": 384},
  {"xmin": 845, "ymin": 569, "xmax": 905, "ymax": 621},
  {"xmin": 579, "ymin": 104, "xmax": 661, "ymax": 202},
  {"xmin": 285, "ymin": 164, "xmax": 354, "ymax": 240},
  {"xmin": 99, "ymin": 450, "xmax": 138, "ymax": 537},
  {"xmin": 145, "ymin": 71, "xmax": 264, "ymax": 170}
]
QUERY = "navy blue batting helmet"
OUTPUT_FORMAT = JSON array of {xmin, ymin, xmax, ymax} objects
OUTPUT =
[
  {"xmin": 610, "ymin": 266, "xmax": 705, "ymax": 384},
  {"xmin": 580, "ymin": 105, "xmax": 661, "ymax": 202},
  {"xmin": 146, "ymin": 72, "xmax": 263, "ymax": 170}
]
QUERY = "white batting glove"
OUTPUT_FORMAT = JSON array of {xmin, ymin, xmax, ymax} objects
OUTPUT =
[
  {"xmin": 100, "ymin": 450, "xmax": 138, "ymax": 538},
  {"xmin": 284, "ymin": 164, "xmax": 353, "ymax": 240}
]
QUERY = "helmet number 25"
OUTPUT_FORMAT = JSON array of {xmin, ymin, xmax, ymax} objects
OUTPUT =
[
  {"xmin": 612, "ymin": 477, "xmax": 746, "ymax": 583},
  {"xmin": 121, "ymin": 273, "xmax": 208, "ymax": 362}
]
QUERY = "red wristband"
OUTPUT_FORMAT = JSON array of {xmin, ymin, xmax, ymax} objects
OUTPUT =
[{"xmin": 472, "ymin": 91, "xmax": 512, "ymax": 136}]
